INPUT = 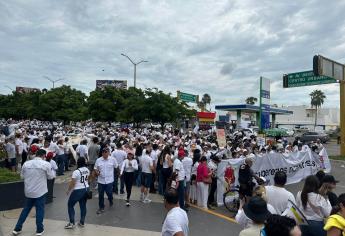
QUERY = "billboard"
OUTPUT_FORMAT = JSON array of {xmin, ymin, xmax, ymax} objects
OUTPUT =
[
  {"xmin": 96, "ymin": 80, "xmax": 127, "ymax": 90},
  {"xmin": 16, "ymin": 87, "xmax": 40, "ymax": 93}
]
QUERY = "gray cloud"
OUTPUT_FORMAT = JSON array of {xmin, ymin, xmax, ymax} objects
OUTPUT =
[{"xmin": 0, "ymin": 0, "xmax": 344, "ymax": 108}]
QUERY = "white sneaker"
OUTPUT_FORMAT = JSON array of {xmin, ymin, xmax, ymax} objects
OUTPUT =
[
  {"xmin": 12, "ymin": 230, "xmax": 22, "ymax": 235},
  {"xmin": 36, "ymin": 230, "xmax": 45, "ymax": 236},
  {"xmin": 126, "ymin": 201, "xmax": 131, "ymax": 206},
  {"xmin": 64, "ymin": 222, "xmax": 75, "ymax": 229},
  {"xmin": 143, "ymin": 198, "xmax": 152, "ymax": 203},
  {"xmin": 140, "ymin": 194, "xmax": 144, "ymax": 202}
]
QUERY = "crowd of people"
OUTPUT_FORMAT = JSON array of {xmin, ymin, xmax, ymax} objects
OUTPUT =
[{"xmin": 0, "ymin": 119, "xmax": 342, "ymax": 236}]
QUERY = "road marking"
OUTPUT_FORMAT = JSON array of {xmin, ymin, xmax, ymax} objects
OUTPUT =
[{"xmin": 190, "ymin": 204, "xmax": 237, "ymax": 224}]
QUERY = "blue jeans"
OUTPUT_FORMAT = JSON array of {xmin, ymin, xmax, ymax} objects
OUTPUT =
[
  {"xmin": 177, "ymin": 180, "xmax": 185, "ymax": 209},
  {"xmin": 68, "ymin": 188, "xmax": 87, "ymax": 224},
  {"xmin": 56, "ymin": 154, "xmax": 65, "ymax": 175},
  {"xmin": 113, "ymin": 171, "xmax": 125, "ymax": 193},
  {"xmin": 135, "ymin": 170, "xmax": 142, "ymax": 187},
  {"xmin": 300, "ymin": 220, "xmax": 326, "ymax": 236},
  {"xmin": 98, "ymin": 183, "xmax": 113, "ymax": 209},
  {"xmin": 15, "ymin": 194, "xmax": 46, "ymax": 233}
]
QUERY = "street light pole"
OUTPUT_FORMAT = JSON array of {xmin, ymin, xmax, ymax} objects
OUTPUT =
[
  {"xmin": 43, "ymin": 76, "xmax": 64, "ymax": 88},
  {"xmin": 4, "ymin": 85, "xmax": 13, "ymax": 92},
  {"xmin": 121, "ymin": 53, "xmax": 148, "ymax": 88}
]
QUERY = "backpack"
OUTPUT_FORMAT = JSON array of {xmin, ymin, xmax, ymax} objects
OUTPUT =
[{"xmin": 2, "ymin": 126, "xmax": 10, "ymax": 136}]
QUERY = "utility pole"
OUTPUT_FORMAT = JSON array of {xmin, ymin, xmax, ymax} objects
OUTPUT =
[
  {"xmin": 121, "ymin": 53, "xmax": 148, "ymax": 88},
  {"xmin": 43, "ymin": 76, "xmax": 64, "ymax": 88}
]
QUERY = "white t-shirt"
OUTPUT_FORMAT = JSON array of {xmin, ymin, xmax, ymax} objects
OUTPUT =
[
  {"xmin": 182, "ymin": 157, "xmax": 193, "ymax": 182},
  {"xmin": 173, "ymin": 158, "xmax": 185, "ymax": 181},
  {"xmin": 50, "ymin": 160, "xmax": 58, "ymax": 177},
  {"xmin": 72, "ymin": 167, "xmax": 90, "ymax": 190},
  {"xmin": 151, "ymin": 149, "xmax": 159, "ymax": 165},
  {"xmin": 49, "ymin": 142, "xmax": 59, "ymax": 154},
  {"xmin": 296, "ymin": 191, "xmax": 332, "ymax": 221},
  {"xmin": 236, "ymin": 204, "xmax": 277, "ymax": 228},
  {"xmin": 120, "ymin": 159, "xmax": 138, "ymax": 175},
  {"xmin": 265, "ymin": 185, "xmax": 296, "ymax": 214},
  {"xmin": 15, "ymin": 138, "xmax": 24, "ymax": 154},
  {"xmin": 162, "ymin": 207, "xmax": 189, "ymax": 236},
  {"xmin": 76, "ymin": 144, "xmax": 88, "ymax": 158},
  {"xmin": 140, "ymin": 154, "xmax": 153, "ymax": 174},
  {"xmin": 111, "ymin": 149, "xmax": 127, "ymax": 168},
  {"xmin": 163, "ymin": 154, "xmax": 172, "ymax": 169}
]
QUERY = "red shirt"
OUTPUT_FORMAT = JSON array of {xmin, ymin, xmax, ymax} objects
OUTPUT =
[{"xmin": 196, "ymin": 163, "xmax": 209, "ymax": 182}]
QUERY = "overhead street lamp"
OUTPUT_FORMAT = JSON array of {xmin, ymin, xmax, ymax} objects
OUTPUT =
[
  {"xmin": 4, "ymin": 85, "xmax": 13, "ymax": 92},
  {"xmin": 43, "ymin": 76, "xmax": 64, "ymax": 88},
  {"xmin": 121, "ymin": 53, "xmax": 148, "ymax": 88}
]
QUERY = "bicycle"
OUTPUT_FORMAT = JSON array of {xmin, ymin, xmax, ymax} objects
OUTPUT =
[{"xmin": 223, "ymin": 185, "xmax": 241, "ymax": 214}]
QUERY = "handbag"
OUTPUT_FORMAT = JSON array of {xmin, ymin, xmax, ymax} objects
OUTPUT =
[
  {"xmin": 203, "ymin": 176, "xmax": 212, "ymax": 184},
  {"xmin": 78, "ymin": 169, "xmax": 92, "ymax": 200}
]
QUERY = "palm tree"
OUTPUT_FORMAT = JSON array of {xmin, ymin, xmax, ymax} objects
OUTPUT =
[
  {"xmin": 310, "ymin": 89, "xmax": 326, "ymax": 130},
  {"xmin": 245, "ymin": 97, "xmax": 258, "ymax": 105},
  {"xmin": 201, "ymin": 93, "xmax": 211, "ymax": 111}
]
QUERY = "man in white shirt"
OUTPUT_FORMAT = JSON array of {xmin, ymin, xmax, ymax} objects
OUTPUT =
[
  {"xmin": 173, "ymin": 149, "xmax": 186, "ymax": 210},
  {"xmin": 15, "ymin": 133, "xmax": 24, "ymax": 169},
  {"xmin": 12, "ymin": 149, "xmax": 54, "ymax": 236},
  {"xmin": 111, "ymin": 142, "xmax": 127, "ymax": 194},
  {"xmin": 182, "ymin": 154, "xmax": 193, "ymax": 208},
  {"xmin": 94, "ymin": 148, "xmax": 118, "ymax": 214},
  {"xmin": 162, "ymin": 188, "xmax": 189, "ymax": 236},
  {"xmin": 140, "ymin": 148, "xmax": 154, "ymax": 203},
  {"xmin": 150, "ymin": 144, "xmax": 160, "ymax": 193},
  {"xmin": 265, "ymin": 171, "xmax": 296, "ymax": 214}
]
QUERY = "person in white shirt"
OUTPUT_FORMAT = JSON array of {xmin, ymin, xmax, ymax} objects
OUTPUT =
[
  {"xmin": 111, "ymin": 142, "xmax": 127, "ymax": 194},
  {"xmin": 140, "ymin": 148, "xmax": 154, "ymax": 203},
  {"xmin": 76, "ymin": 140, "xmax": 88, "ymax": 161},
  {"xmin": 182, "ymin": 154, "xmax": 193, "ymax": 208},
  {"xmin": 150, "ymin": 144, "xmax": 160, "ymax": 193},
  {"xmin": 162, "ymin": 188, "xmax": 189, "ymax": 236},
  {"xmin": 56, "ymin": 139, "xmax": 66, "ymax": 176},
  {"xmin": 65, "ymin": 157, "xmax": 90, "ymax": 229},
  {"xmin": 45, "ymin": 152, "xmax": 58, "ymax": 203},
  {"xmin": 173, "ymin": 148, "xmax": 186, "ymax": 210},
  {"xmin": 120, "ymin": 149, "xmax": 138, "ymax": 206},
  {"xmin": 296, "ymin": 175, "xmax": 331, "ymax": 236},
  {"xmin": 94, "ymin": 148, "xmax": 118, "ymax": 214},
  {"xmin": 12, "ymin": 149, "xmax": 54, "ymax": 236},
  {"xmin": 265, "ymin": 171, "xmax": 296, "ymax": 214},
  {"xmin": 15, "ymin": 133, "xmax": 24, "ymax": 169}
]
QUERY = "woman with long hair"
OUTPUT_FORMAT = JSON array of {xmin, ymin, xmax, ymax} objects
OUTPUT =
[
  {"xmin": 296, "ymin": 175, "xmax": 332, "ymax": 236},
  {"xmin": 159, "ymin": 145, "xmax": 173, "ymax": 194},
  {"xmin": 120, "ymin": 149, "xmax": 138, "ymax": 206},
  {"xmin": 324, "ymin": 193, "xmax": 345, "ymax": 236},
  {"xmin": 65, "ymin": 157, "xmax": 90, "ymax": 229}
]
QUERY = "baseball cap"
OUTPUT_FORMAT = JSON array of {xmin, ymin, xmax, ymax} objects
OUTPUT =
[{"xmin": 322, "ymin": 175, "xmax": 339, "ymax": 184}]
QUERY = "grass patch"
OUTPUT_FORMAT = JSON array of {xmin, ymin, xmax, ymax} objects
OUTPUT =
[
  {"xmin": 0, "ymin": 168, "xmax": 21, "ymax": 183},
  {"xmin": 329, "ymin": 156, "xmax": 345, "ymax": 161}
]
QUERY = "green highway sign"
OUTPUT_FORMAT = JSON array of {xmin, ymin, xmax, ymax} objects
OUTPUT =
[
  {"xmin": 283, "ymin": 70, "xmax": 336, "ymax": 88},
  {"xmin": 177, "ymin": 91, "xmax": 198, "ymax": 103}
]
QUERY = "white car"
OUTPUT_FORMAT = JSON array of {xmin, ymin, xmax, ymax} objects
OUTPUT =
[{"xmin": 280, "ymin": 127, "xmax": 294, "ymax": 136}]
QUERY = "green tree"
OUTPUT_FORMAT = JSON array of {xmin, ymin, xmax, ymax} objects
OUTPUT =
[
  {"xmin": 87, "ymin": 86, "xmax": 125, "ymax": 122},
  {"xmin": 145, "ymin": 88, "xmax": 193, "ymax": 128},
  {"xmin": 245, "ymin": 97, "xmax": 258, "ymax": 105},
  {"xmin": 118, "ymin": 87, "xmax": 148, "ymax": 125},
  {"xmin": 38, "ymin": 85, "xmax": 87, "ymax": 123},
  {"xmin": 201, "ymin": 93, "xmax": 211, "ymax": 111},
  {"xmin": 310, "ymin": 89, "xmax": 326, "ymax": 129}
]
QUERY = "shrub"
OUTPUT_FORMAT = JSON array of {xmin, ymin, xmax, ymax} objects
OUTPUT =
[{"xmin": 0, "ymin": 168, "xmax": 21, "ymax": 183}]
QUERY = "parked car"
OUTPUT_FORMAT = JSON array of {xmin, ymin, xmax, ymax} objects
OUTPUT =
[
  {"xmin": 280, "ymin": 127, "xmax": 294, "ymax": 136},
  {"xmin": 298, "ymin": 131, "xmax": 330, "ymax": 143}
]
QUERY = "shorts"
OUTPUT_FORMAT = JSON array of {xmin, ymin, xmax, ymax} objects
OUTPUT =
[
  {"xmin": 8, "ymin": 158, "xmax": 16, "ymax": 167},
  {"xmin": 141, "ymin": 173, "xmax": 152, "ymax": 188}
]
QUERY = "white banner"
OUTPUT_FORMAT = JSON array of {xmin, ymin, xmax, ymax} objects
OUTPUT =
[{"xmin": 216, "ymin": 148, "xmax": 331, "ymax": 205}]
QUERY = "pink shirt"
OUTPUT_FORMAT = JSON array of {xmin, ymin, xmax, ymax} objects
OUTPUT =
[{"xmin": 196, "ymin": 163, "xmax": 208, "ymax": 182}]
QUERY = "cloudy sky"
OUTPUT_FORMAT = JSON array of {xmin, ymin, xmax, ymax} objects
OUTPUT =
[{"xmin": 1, "ymin": 0, "xmax": 345, "ymax": 108}]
